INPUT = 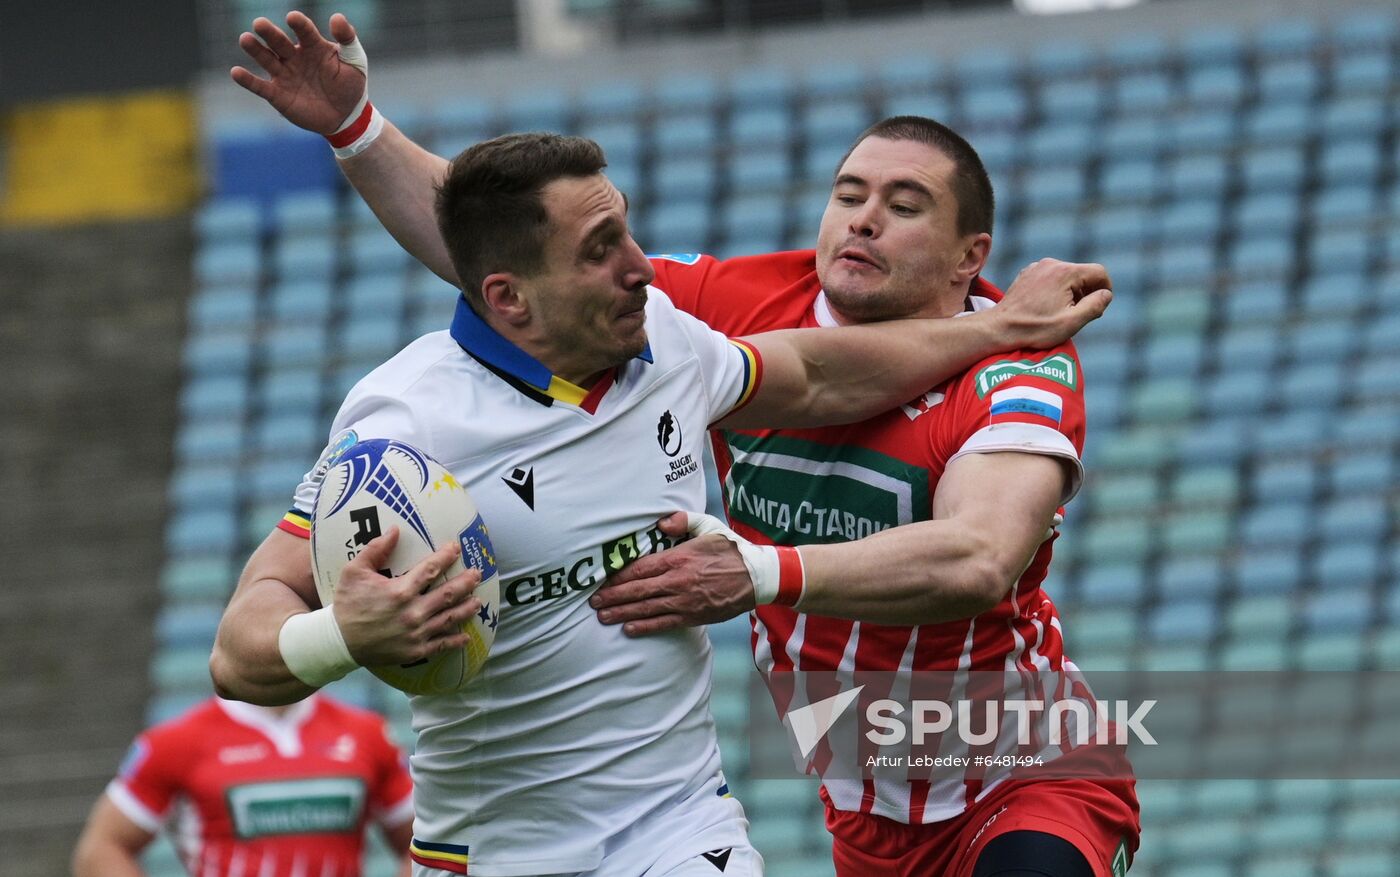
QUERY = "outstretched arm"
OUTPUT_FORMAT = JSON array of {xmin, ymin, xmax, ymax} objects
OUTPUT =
[
  {"xmin": 593, "ymin": 450, "xmax": 1066, "ymax": 632},
  {"xmin": 721, "ymin": 259, "xmax": 1110, "ymax": 430},
  {"xmin": 231, "ymin": 11, "xmax": 458, "ymax": 282}
]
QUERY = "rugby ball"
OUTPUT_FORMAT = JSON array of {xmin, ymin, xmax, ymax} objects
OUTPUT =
[{"xmin": 309, "ymin": 437, "xmax": 501, "ymax": 696}]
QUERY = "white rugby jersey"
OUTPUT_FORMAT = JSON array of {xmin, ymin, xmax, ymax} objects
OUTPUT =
[{"xmin": 285, "ymin": 291, "xmax": 760, "ymax": 876}]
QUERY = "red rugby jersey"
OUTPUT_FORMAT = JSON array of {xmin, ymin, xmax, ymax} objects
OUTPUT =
[
  {"xmin": 108, "ymin": 696, "xmax": 412, "ymax": 877},
  {"xmin": 650, "ymin": 251, "xmax": 1091, "ymax": 824}
]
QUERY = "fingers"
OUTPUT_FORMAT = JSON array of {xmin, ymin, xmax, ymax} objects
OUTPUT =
[
  {"xmin": 251, "ymin": 16, "xmax": 298, "ymax": 59},
  {"xmin": 597, "ymin": 551, "xmax": 672, "ymax": 590},
  {"xmin": 351, "ymin": 526, "xmax": 401, "ymax": 573},
  {"xmin": 230, "ymin": 66, "xmax": 275, "ymax": 100},
  {"xmin": 593, "ymin": 570, "xmax": 683, "ymax": 611},
  {"xmin": 328, "ymin": 12, "xmax": 358, "ymax": 44},
  {"xmin": 1067, "ymin": 261, "xmax": 1111, "ymax": 296},
  {"xmin": 237, "ymin": 32, "xmax": 283, "ymax": 73},
  {"xmin": 622, "ymin": 615, "xmax": 687, "ymax": 637},
  {"xmin": 597, "ymin": 595, "xmax": 678, "ymax": 626},
  {"xmin": 285, "ymin": 10, "xmax": 328, "ymax": 48},
  {"xmin": 1075, "ymin": 288, "xmax": 1113, "ymax": 321},
  {"xmin": 402, "ymin": 540, "xmax": 461, "ymax": 594}
]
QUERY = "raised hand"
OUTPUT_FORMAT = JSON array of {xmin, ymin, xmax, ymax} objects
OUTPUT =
[
  {"xmin": 994, "ymin": 258, "xmax": 1114, "ymax": 350},
  {"xmin": 230, "ymin": 11, "xmax": 367, "ymax": 136}
]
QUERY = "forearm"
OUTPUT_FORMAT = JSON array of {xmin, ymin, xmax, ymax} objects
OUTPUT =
[
  {"xmin": 339, "ymin": 123, "xmax": 457, "ymax": 284},
  {"xmin": 794, "ymin": 520, "xmax": 1016, "ymax": 626},
  {"xmin": 727, "ymin": 311, "xmax": 1003, "ymax": 429},
  {"xmin": 73, "ymin": 841, "xmax": 146, "ymax": 877},
  {"xmin": 210, "ymin": 580, "xmax": 320, "ymax": 706}
]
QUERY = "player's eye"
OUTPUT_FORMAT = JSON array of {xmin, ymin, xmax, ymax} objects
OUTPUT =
[
  {"xmin": 891, "ymin": 203, "xmax": 918, "ymax": 216},
  {"xmin": 834, "ymin": 194, "xmax": 861, "ymax": 206}
]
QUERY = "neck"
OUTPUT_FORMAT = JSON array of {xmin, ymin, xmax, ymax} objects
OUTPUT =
[
  {"xmin": 827, "ymin": 280, "xmax": 973, "ymax": 325},
  {"xmin": 487, "ymin": 312, "xmax": 609, "ymax": 389}
]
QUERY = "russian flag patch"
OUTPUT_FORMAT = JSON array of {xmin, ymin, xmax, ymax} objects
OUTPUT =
[{"xmin": 989, "ymin": 386, "xmax": 1064, "ymax": 428}]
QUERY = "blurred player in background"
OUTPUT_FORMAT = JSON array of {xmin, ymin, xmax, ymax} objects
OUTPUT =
[
  {"xmin": 226, "ymin": 12, "xmax": 1129, "ymax": 877},
  {"xmin": 72, "ymin": 693, "xmax": 413, "ymax": 877}
]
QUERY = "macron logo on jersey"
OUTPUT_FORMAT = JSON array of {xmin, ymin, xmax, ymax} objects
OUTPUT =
[
  {"xmin": 787, "ymin": 686, "xmax": 865, "ymax": 758},
  {"xmin": 989, "ymin": 386, "xmax": 1064, "ymax": 428}
]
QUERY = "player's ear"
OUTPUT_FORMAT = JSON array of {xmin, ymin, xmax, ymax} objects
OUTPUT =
[
  {"xmin": 953, "ymin": 233, "xmax": 992, "ymax": 284},
  {"xmin": 481, "ymin": 273, "xmax": 530, "ymax": 325}
]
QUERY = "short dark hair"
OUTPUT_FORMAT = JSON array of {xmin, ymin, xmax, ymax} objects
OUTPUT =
[
  {"xmin": 436, "ymin": 132, "xmax": 608, "ymax": 308},
  {"xmin": 837, "ymin": 116, "xmax": 995, "ymax": 237}
]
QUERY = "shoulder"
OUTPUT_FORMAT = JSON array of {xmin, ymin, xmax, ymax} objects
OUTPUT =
[
  {"xmin": 962, "ymin": 341, "xmax": 1084, "ymax": 400},
  {"xmin": 349, "ymin": 331, "xmax": 462, "ymax": 399},
  {"xmin": 650, "ymin": 250, "xmax": 816, "ymax": 287}
]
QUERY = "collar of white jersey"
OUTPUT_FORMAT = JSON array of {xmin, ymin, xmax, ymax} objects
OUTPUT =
[
  {"xmin": 812, "ymin": 277, "xmax": 1003, "ymax": 326},
  {"xmin": 450, "ymin": 294, "xmax": 654, "ymax": 407}
]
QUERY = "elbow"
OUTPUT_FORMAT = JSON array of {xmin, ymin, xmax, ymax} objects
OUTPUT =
[
  {"xmin": 208, "ymin": 647, "xmax": 240, "ymax": 701},
  {"xmin": 961, "ymin": 559, "xmax": 1014, "ymax": 617}
]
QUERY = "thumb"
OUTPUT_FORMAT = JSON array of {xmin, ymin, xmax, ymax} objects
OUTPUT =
[
  {"xmin": 328, "ymin": 12, "xmax": 358, "ymax": 45},
  {"xmin": 350, "ymin": 526, "xmax": 399, "ymax": 574},
  {"xmin": 656, "ymin": 512, "xmax": 690, "ymax": 536},
  {"xmin": 685, "ymin": 511, "xmax": 734, "ymax": 538},
  {"xmin": 1076, "ymin": 288, "xmax": 1113, "ymax": 321}
]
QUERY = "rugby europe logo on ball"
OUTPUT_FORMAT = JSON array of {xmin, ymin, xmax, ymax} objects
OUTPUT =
[{"xmin": 309, "ymin": 438, "xmax": 501, "ymax": 696}]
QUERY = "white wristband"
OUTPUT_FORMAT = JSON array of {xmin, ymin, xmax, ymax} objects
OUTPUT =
[
  {"xmin": 279, "ymin": 607, "xmax": 358, "ymax": 687},
  {"xmin": 684, "ymin": 512, "xmax": 805, "ymax": 607},
  {"xmin": 327, "ymin": 101, "xmax": 384, "ymax": 159}
]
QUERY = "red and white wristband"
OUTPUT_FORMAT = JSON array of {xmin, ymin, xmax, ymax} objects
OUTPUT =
[
  {"xmin": 326, "ymin": 96, "xmax": 384, "ymax": 159},
  {"xmin": 684, "ymin": 512, "xmax": 806, "ymax": 607}
]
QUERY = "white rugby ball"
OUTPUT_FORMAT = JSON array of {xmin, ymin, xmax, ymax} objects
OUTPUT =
[{"xmin": 309, "ymin": 437, "xmax": 501, "ymax": 696}]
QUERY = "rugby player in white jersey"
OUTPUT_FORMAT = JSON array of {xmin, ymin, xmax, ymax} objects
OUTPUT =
[{"xmin": 214, "ymin": 14, "xmax": 1114, "ymax": 877}]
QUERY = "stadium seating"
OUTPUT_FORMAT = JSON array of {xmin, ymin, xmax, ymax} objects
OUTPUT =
[{"xmin": 165, "ymin": 7, "xmax": 1400, "ymax": 874}]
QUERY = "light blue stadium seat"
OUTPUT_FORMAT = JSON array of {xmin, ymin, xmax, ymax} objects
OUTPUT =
[
  {"xmin": 1331, "ymin": 51, "xmax": 1393, "ymax": 94},
  {"xmin": 1107, "ymin": 34, "xmax": 1169, "ymax": 71},
  {"xmin": 1024, "ymin": 123, "xmax": 1094, "ymax": 167},
  {"xmin": 1234, "ymin": 192, "xmax": 1300, "ymax": 238},
  {"xmin": 729, "ymin": 67, "xmax": 793, "ymax": 109},
  {"xmin": 876, "ymin": 54, "xmax": 943, "ymax": 94},
  {"xmin": 1167, "ymin": 154, "xmax": 1228, "ymax": 197},
  {"xmin": 1173, "ymin": 465, "xmax": 1241, "ymax": 506},
  {"xmin": 1077, "ymin": 563, "xmax": 1148, "ymax": 605},
  {"xmin": 1363, "ymin": 314, "xmax": 1400, "ymax": 356},
  {"xmin": 1314, "ymin": 542, "xmax": 1383, "ymax": 589},
  {"xmin": 156, "ymin": 603, "xmax": 224, "ymax": 650},
  {"xmin": 1253, "ymin": 410, "xmax": 1329, "ymax": 455},
  {"xmin": 953, "ymin": 49, "xmax": 1021, "ymax": 84},
  {"xmin": 730, "ymin": 108, "xmax": 792, "ymax": 149},
  {"xmin": 1320, "ymin": 140, "xmax": 1383, "ymax": 186},
  {"xmin": 654, "ymin": 114, "xmax": 719, "ymax": 157},
  {"xmin": 1240, "ymin": 146, "xmax": 1305, "ymax": 193},
  {"xmin": 1244, "ymin": 102, "xmax": 1312, "ymax": 145},
  {"xmin": 1150, "ymin": 243, "xmax": 1215, "ymax": 287},
  {"xmin": 1088, "ymin": 206, "xmax": 1151, "ymax": 249},
  {"xmin": 1143, "ymin": 332, "xmax": 1205, "ymax": 376},
  {"xmin": 1287, "ymin": 317, "xmax": 1354, "ymax": 359},
  {"xmin": 1097, "ymin": 159, "xmax": 1159, "ymax": 204},
  {"xmin": 1222, "ymin": 281, "xmax": 1289, "ymax": 325},
  {"xmin": 1148, "ymin": 600, "xmax": 1217, "ymax": 642},
  {"xmin": 346, "ymin": 228, "xmax": 411, "ymax": 275},
  {"xmin": 251, "ymin": 411, "xmax": 322, "ymax": 457},
  {"xmin": 345, "ymin": 273, "xmax": 407, "ymax": 322},
  {"xmin": 799, "ymin": 100, "xmax": 869, "ymax": 147},
  {"xmin": 1251, "ymin": 458, "xmax": 1318, "ymax": 503},
  {"xmin": 180, "ymin": 375, "xmax": 250, "ymax": 421},
  {"xmin": 1337, "ymin": 802, "xmax": 1400, "ymax": 846},
  {"xmin": 161, "ymin": 556, "xmax": 236, "ymax": 602},
  {"xmin": 1183, "ymin": 28, "xmax": 1244, "ymax": 65},
  {"xmin": 165, "ymin": 508, "xmax": 240, "ymax": 555},
  {"xmin": 652, "ymin": 157, "xmax": 717, "ymax": 200},
  {"xmin": 1158, "ymin": 199, "xmax": 1222, "ymax": 243},
  {"xmin": 1304, "ymin": 587, "xmax": 1372, "ymax": 633},
  {"xmin": 1320, "ymin": 497, "xmax": 1388, "ymax": 542},
  {"xmin": 1088, "ymin": 471, "xmax": 1159, "ymax": 515},
  {"xmin": 720, "ymin": 195, "xmax": 786, "ymax": 243},
  {"xmin": 268, "ymin": 279, "xmax": 334, "ymax": 323},
  {"xmin": 196, "ymin": 242, "xmax": 262, "ymax": 285},
  {"xmin": 801, "ymin": 142, "xmax": 847, "ymax": 184},
  {"xmin": 1101, "ymin": 116, "xmax": 1162, "ymax": 160},
  {"xmin": 1171, "ymin": 111, "xmax": 1238, "ymax": 154},
  {"xmin": 169, "ymin": 462, "xmax": 240, "ymax": 509},
  {"xmin": 1226, "ymin": 235, "xmax": 1294, "ymax": 281},
  {"xmin": 792, "ymin": 186, "xmax": 832, "ymax": 232},
  {"xmin": 959, "ymin": 85, "xmax": 1028, "ymax": 128},
  {"xmin": 1281, "ymin": 360, "xmax": 1344, "ymax": 409},
  {"xmin": 1213, "ymin": 325, "xmax": 1280, "ymax": 373},
  {"xmin": 1184, "ymin": 65, "xmax": 1246, "ymax": 107},
  {"xmin": 1311, "ymin": 186, "xmax": 1379, "ymax": 228},
  {"xmin": 880, "ymin": 92, "xmax": 953, "ymax": 125},
  {"xmin": 504, "ymin": 89, "xmax": 571, "ymax": 132},
  {"xmin": 183, "ymin": 331, "xmax": 253, "ymax": 376},
  {"xmin": 1013, "ymin": 214, "xmax": 1078, "ymax": 256},
  {"xmin": 272, "ymin": 234, "xmax": 337, "ymax": 279},
  {"xmin": 578, "ymin": 81, "xmax": 646, "ymax": 120},
  {"xmin": 338, "ymin": 315, "xmax": 404, "ymax": 362},
  {"xmin": 1174, "ymin": 417, "xmax": 1247, "ymax": 465},
  {"xmin": 1111, "ymin": 72, "xmax": 1175, "ymax": 116},
  {"xmin": 1234, "ymin": 546, "xmax": 1305, "ymax": 595},
  {"xmin": 972, "ymin": 131, "xmax": 1019, "ymax": 175},
  {"xmin": 1075, "ymin": 339, "xmax": 1130, "ymax": 381},
  {"xmin": 1082, "ymin": 519, "xmax": 1154, "ymax": 564},
  {"xmin": 655, "ymin": 74, "xmax": 722, "ymax": 113},
  {"xmin": 1322, "ymin": 97, "xmax": 1387, "ymax": 138},
  {"xmin": 1157, "ymin": 557, "xmax": 1226, "ymax": 600},
  {"xmin": 259, "ymin": 324, "xmax": 327, "ymax": 368},
  {"xmin": 1353, "ymin": 356, "xmax": 1400, "ymax": 403},
  {"xmin": 1258, "ymin": 60, "xmax": 1320, "ymax": 102},
  {"xmin": 1326, "ymin": 854, "xmax": 1396, "ymax": 877},
  {"xmin": 174, "ymin": 420, "xmax": 243, "ymax": 464},
  {"xmin": 1037, "ymin": 79, "xmax": 1103, "ymax": 122},
  {"xmin": 1333, "ymin": 6, "xmax": 1399, "ymax": 47},
  {"xmin": 643, "ymin": 200, "xmax": 712, "ymax": 254},
  {"xmin": 1206, "ymin": 369, "xmax": 1269, "ymax": 416},
  {"xmin": 1256, "ymin": 16, "xmax": 1322, "ymax": 56},
  {"xmin": 1331, "ymin": 406, "xmax": 1400, "ymax": 450},
  {"xmin": 190, "ymin": 283, "xmax": 259, "ymax": 331},
  {"xmin": 272, "ymin": 192, "xmax": 338, "ymax": 237},
  {"xmin": 257, "ymin": 371, "xmax": 322, "ymax": 413},
  {"xmin": 248, "ymin": 458, "xmax": 313, "ymax": 501},
  {"xmin": 800, "ymin": 62, "xmax": 866, "ymax": 100},
  {"xmin": 1162, "ymin": 509, "xmax": 1232, "ymax": 555},
  {"xmin": 728, "ymin": 150, "xmax": 792, "ymax": 191},
  {"xmin": 1240, "ymin": 502, "xmax": 1311, "ymax": 548},
  {"xmin": 1329, "ymin": 452, "xmax": 1394, "ymax": 495},
  {"xmin": 1028, "ymin": 42, "xmax": 1094, "ymax": 79},
  {"xmin": 580, "ymin": 120, "xmax": 644, "ymax": 164},
  {"xmin": 198, "ymin": 198, "xmax": 263, "ymax": 241}
]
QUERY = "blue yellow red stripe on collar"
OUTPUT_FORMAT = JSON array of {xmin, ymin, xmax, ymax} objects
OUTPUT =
[
  {"xmin": 450, "ymin": 295, "xmax": 652, "ymax": 406},
  {"xmin": 278, "ymin": 509, "xmax": 311, "ymax": 539},
  {"xmin": 728, "ymin": 339, "xmax": 762, "ymax": 413},
  {"xmin": 410, "ymin": 838, "xmax": 469, "ymax": 874}
]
